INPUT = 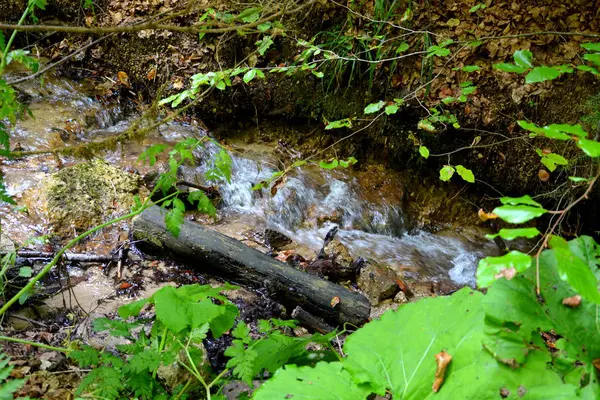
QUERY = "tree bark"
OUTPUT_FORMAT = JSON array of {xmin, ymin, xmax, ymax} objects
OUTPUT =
[{"xmin": 132, "ymin": 206, "xmax": 371, "ymax": 327}]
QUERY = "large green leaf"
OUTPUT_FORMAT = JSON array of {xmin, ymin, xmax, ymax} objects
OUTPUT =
[
  {"xmin": 342, "ymin": 288, "xmax": 575, "ymax": 399},
  {"xmin": 549, "ymin": 236, "xmax": 600, "ymax": 304},
  {"xmin": 493, "ymin": 205, "xmax": 547, "ymax": 224},
  {"xmin": 456, "ymin": 165, "xmax": 475, "ymax": 183},
  {"xmin": 483, "ymin": 246, "xmax": 600, "ymax": 387},
  {"xmin": 254, "ymin": 362, "xmax": 370, "ymax": 400}
]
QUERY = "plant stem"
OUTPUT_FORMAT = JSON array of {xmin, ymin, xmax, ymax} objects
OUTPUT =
[
  {"xmin": 152, "ymin": 325, "xmax": 169, "ymax": 379},
  {"xmin": 174, "ymin": 377, "xmax": 193, "ymax": 400},
  {"xmin": 0, "ymin": 3, "xmax": 31, "ymax": 72},
  {"xmin": 0, "ymin": 335, "xmax": 71, "ymax": 353}
]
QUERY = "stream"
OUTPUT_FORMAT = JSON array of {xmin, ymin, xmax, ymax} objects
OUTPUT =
[{"xmin": 1, "ymin": 71, "xmax": 500, "ymax": 315}]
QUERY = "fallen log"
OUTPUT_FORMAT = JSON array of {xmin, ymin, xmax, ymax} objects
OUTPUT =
[{"xmin": 132, "ymin": 206, "xmax": 371, "ymax": 327}]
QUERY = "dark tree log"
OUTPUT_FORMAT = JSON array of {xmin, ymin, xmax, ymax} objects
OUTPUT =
[
  {"xmin": 132, "ymin": 206, "xmax": 371, "ymax": 327},
  {"xmin": 291, "ymin": 306, "xmax": 335, "ymax": 333}
]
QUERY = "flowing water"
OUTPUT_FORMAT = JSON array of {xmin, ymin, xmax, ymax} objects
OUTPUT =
[{"xmin": 1, "ymin": 72, "xmax": 499, "ymax": 294}]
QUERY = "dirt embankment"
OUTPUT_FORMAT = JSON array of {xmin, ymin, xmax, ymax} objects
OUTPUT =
[{"xmin": 5, "ymin": 0, "xmax": 600, "ymax": 225}]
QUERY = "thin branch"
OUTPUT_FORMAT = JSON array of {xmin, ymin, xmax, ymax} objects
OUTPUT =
[{"xmin": 0, "ymin": 0, "xmax": 316, "ymax": 35}]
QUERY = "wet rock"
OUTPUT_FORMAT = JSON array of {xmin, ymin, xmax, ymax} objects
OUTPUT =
[
  {"xmin": 223, "ymin": 381, "xmax": 260, "ymax": 400},
  {"xmin": 316, "ymin": 210, "xmax": 342, "ymax": 226},
  {"xmin": 264, "ymin": 229, "xmax": 292, "ymax": 250},
  {"xmin": 357, "ymin": 263, "xmax": 400, "ymax": 305},
  {"xmin": 407, "ymin": 281, "xmax": 434, "ymax": 301},
  {"xmin": 43, "ymin": 159, "xmax": 141, "ymax": 236},
  {"xmin": 323, "ymin": 239, "xmax": 353, "ymax": 266}
]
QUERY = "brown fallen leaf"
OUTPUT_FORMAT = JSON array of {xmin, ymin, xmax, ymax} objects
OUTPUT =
[
  {"xmin": 117, "ymin": 71, "xmax": 130, "ymax": 87},
  {"xmin": 593, "ymin": 358, "xmax": 600, "ymax": 372},
  {"xmin": 147, "ymin": 68, "xmax": 156, "ymax": 80},
  {"xmin": 432, "ymin": 351, "xmax": 452, "ymax": 392},
  {"xmin": 331, "ymin": 296, "xmax": 340, "ymax": 308},
  {"xmin": 562, "ymin": 294, "xmax": 582, "ymax": 308},
  {"xmin": 478, "ymin": 208, "xmax": 498, "ymax": 222},
  {"xmin": 495, "ymin": 267, "xmax": 517, "ymax": 281},
  {"xmin": 538, "ymin": 169, "xmax": 550, "ymax": 182}
]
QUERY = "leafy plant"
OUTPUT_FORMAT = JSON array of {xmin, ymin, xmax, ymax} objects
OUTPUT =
[{"xmin": 0, "ymin": 353, "xmax": 28, "ymax": 400}]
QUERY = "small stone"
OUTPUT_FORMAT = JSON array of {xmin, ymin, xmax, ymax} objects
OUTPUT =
[
  {"xmin": 39, "ymin": 351, "xmax": 66, "ymax": 371},
  {"xmin": 357, "ymin": 263, "xmax": 400, "ymax": 305},
  {"xmin": 394, "ymin": 291, "xmax": 408, "ymax": 304}
]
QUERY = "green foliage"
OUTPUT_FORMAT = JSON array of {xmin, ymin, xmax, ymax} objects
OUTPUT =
[
  {"xmin": 439, "ymin": 164, "xmax": 474, "ymax": 183},
  {"xmin": 536, "ymin": 149, "xmax": 568, "ymax": 171},
  {"xmin": 319, "ymin": 157, "xmax": 357, "ymax": 170},
  {"xmin": 492, "ymin": 195, "xmax": 547, "ymax": 224},
  {"xmin": 256, "ymin": 276, "xmax": 596, "ymax": 399},
  {"xmin": 486, "ymin": 227, "xmax": 541, "ymax": 240},
  {"xmin": 418, "ymin": 145, "xmax": 429, "ymax": 159},
  {"xmin": 225, "ymin": 320, "xmax": 336, "ymax": 384},
  {"xmin": 477, "ymin": 251, "xmax": 532, "ymax": 288},
  {"xmin": 324, "ymin": 118, "xmax": 353, "ymax": 130},
  {"xmin": 0, "ymin": 353, "xmax": 28, "ymax": 400}
]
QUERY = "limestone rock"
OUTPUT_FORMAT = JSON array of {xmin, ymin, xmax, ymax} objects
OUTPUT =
[
  {"xmin": 43, "ymin": 159, "xmax": 141, "ymax": 236},
  {"xmin": 323, "ymin": 239, "xmax": 353, "ymax": 266},
  {"xmin": 357, "ymin": 263, "xmax": 400, "ymax": 305}
]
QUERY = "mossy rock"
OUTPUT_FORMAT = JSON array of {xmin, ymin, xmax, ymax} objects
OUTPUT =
[{"xmin": 44, "ymin": 160, "xmax": 141, "ymax": 236}]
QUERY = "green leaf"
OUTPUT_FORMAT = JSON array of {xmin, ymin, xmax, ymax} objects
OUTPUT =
[
  {"xmin": 254, "ymin": 362, "xmax": 370, "ymax": 400},
  {"xmin": 546, "ymin": 123, "xmax": 588, "ymax": 138},
  {"xmin": 525, "ymin": 66, "xmax": 562, "ymax": 84},
  {"xmin": 486, "ymin": 227, "xmax": 541, "ymax": 241},
  {"xmin": 418, "ymin": 145, "xmax": 429, "ymax": 159},
  {"xmin": 364, "ymin": 101, "xmax": 385, "ymax": 114},
  {"xmin": 439, "ymin": 165, "xmax": 455, "ymax": 181},
  {"xmin": 243, "ymin": 69, "xmax": 257, "ymax": 83},
  {"xmin": 188, "ymin": 190, "xmax": 216, "ymax": 217},
  {"xmin": 584, "ymin": 53, "xmax": 600, "ymax": 67},
  {"xmin": 339, "ymin": 157, "xmax": 357, "ymax": 168},
  {"xmin": 396, "ymin": 42, "xmax": 409, "ymax": 53},
  {"xmin": 483, "ymin": 243, "xmax": 600, "ymax": 375},
  {"xmin": 256, "ymin": 36, "xmax": 274, "ymax": 56},
  {"xmin": 550, "ymin": 237, "xmax": 600, "ymax": 304},
  {"xmin": 569, "ymin": 176, "xmax": 589, "ymax": 182},
  {"xmin": 18, "ymin": 266, "xmax": 32, "ymax": 277},
  {"xmin": 417, "ymin": 118, "xmax": 436, "ymax": 132},
  {"xmin": 153, "ymin": 285, "xmax": 238, "ymax": 336},
  {"xmin": 459, "ymin": 65, "xmax": 481, "ymax": 72},
  {"xmin": 165, "ymin": 198, "xmax": 185, "ymax": 238},
  {"xmin": 385, "ymin": 104, "xmax": 399, "ymax": 115},
  {"xmin": 469, "ymin": 3, "xmax": 486, "ymax": 12},
  {"xmin": 477, "ymin": 251, "xmax": 532, "ymax": 288},
  {"xmin": 319, "ymin": 159, "xmax": 338, "ymax": 169},
  {"xmin": 494, "ymin": 63, "xmax": 529, "ymax": 73},
  {"xmin": 257, "ymin": 22, "xmax": 271, "ymax": 32},
  {"xmin": 342, "ymin": 288, "xmax": 573, "ymax": 398},
  {"xmin": 493, "ymin": 205, "xmax": 547, "ymax": 224},
  {"xmin": 577, "ymin": 138, "xmax": 600, "ymax": 157},
  {"xmin": 426, "ymin": 45, "xmax": 451, "ymax": 57},
  {"xmin": 325, "ymin": 118, "xmax": 352, "ymax": 130},
  {"xmin": 581, "ymin": 42, "xmax": 600, "ymax": 52},
  {"xmin": 513, "ymin": 50, "xmax": 533, "ymax": 68},
  {"xmin": 499, "ymin": 195, "xmax": 542, "ymax": 207},
  {"xmin": 577, "ymin": 65, "xmax": 600, "ymax": 75},
  {"xmin": 456, "ymin": 165, "xmax": 475, "ymax": 183},
  {"xmin": 237, "ymin": 7, "xmax": 261, "ymax": 23}
]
